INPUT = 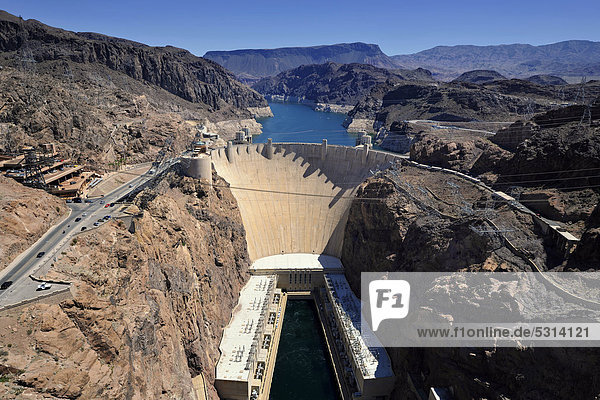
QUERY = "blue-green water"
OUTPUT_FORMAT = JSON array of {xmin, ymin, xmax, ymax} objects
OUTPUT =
[
  {"xmin": 269, "ymin": 300, "xmax": 340, "ymax": 400},
  {"xmin": 255, "ymin": 102, "xmax": 357, "ymax": 146}
]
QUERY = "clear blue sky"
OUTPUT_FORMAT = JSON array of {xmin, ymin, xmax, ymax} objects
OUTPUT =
[{"xmin": 2, "ymin": 0, "xmax": 599, "ymax": 56}]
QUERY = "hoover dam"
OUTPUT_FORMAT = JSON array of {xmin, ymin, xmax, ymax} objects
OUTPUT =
[
  {"xmin": 181, "ymin": 134, "xmax": 586, "ymax": 400},
  {"xmin": 211, "ymin": 140, "xmax": 398, "ymax": 259},
  {"xmin": 182, "ymin": 140, "xmax": 399, "ymax": 400}
]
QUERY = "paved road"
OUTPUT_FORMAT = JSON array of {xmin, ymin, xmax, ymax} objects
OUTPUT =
[{"xmin": 0, "ymin": 160, "xmax": 175, "ymax": 309}]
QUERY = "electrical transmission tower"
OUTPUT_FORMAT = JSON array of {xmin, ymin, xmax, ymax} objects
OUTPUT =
[
  {"xmin": 153, "ymin": 137, "xmax": 174, "ymax": 168},
  {"xmin": 23, "ymin": 148, "xmax": 49, "ymax": 188},
  {"xmin": 18, "ymin": 47, "xmax": 36, "ymax": 72},
  {"xmin": 580, "ymin": 102, "xmax": 592, "ymax": 128},
  {"xmin": 525, "ymin": 99, "xmax": 535, "ymax": 120},
  {"xmin": 574, "ymin": 77, "xmax": 587, "ymax": 104}
]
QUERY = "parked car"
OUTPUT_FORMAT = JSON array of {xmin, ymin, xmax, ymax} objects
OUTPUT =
[
  {"xmin": 0, "ymin": 281, "xmax": 13, "ymax": 290},
  {"xmin": 93, "ymin": 222, "xmax": 99, "ymax": 227},
  {"xmin": 75, "ymin": 217, "xmax": 81, "ymax": 222},
  {"xmin": 104, "ymin": 204, "xmax": 110, "ymax": 208},
  {"xmin": 37, "ymin": 282, "xmax": 52, "ymax": 291},
  {"xmin": 129, "ymin": 184, "xmax": 133, "ymax": 188},
  {"xmin": 66, "ymin": 199, "xmax": 73, "ymax": 203},
  {"xmin": 36, "ymin": 252, "xmax": 45, "ymax": 258},
  {"xmin": 81, "ymin": 226, "xmax": 87, "ymax": 231}
]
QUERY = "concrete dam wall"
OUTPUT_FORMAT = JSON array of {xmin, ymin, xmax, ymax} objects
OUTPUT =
[{"xmin": 211, "ymin": 141, "xmax": 398, "ymax": 261}]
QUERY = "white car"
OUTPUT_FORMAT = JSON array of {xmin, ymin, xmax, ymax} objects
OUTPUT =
[{"xmin": 37, "ymin": 282, "xmax": 52, "ymax": 291}]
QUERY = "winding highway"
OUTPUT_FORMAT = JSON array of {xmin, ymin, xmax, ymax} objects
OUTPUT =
[{"xmin": 0, "ymin": 161, "xmax": 174, "ymax": 309}]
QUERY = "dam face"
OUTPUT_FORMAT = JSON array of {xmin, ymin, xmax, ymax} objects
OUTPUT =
[{"xmin": 211, "ymin": 141, "xmax": 397, "ymax": 261}]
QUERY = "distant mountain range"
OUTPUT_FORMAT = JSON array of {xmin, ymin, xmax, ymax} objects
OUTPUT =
[
  {"xmin": 205, "ymin": 40, "xmax": 600, "ymax": 82},
  {"xmin": 204, "ymin": 43, "xmax": 397, "ymax": 83},
  {"xmin": 392, "ymin": 40, "xmax": 600, "ymax": 80}
]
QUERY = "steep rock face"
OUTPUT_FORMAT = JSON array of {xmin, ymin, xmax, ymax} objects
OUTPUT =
[
  {"xmin": 0, "ymin": 175, "xmax": 67, "ymax": 273},
  {"xmin": 341, "ymin": 165, "xmax": 600, "ymax": 400},
  {"xmin": 0, "ymin": 64, "xmax": 205, "ymax": 169},
  {"xmin": 570, "ymin": 201, "xmax": 600, "ymax": 269},
  {"xmin": 498, "ymin": 123, "xmax": 600, "ymax": 189},
  {"xmin": 341, "ymin": 165, "xmax": 551, "ymax": 290},
  {"xmin": 204, "ymin": 42, "xmax": 398, "ymax": 82},
  {"xmin": 0, "ymin": 170, "xmax": 250, "ymax": 399},
  {"xmin": 410, "ymin": 133, "xmax": 512, "ymax": 174},
  {"xmin": 0, "ymin": 11, "xmax": 266, "ymax": 111}
]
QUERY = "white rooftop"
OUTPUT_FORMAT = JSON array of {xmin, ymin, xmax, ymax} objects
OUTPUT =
[
  {"xmin": 216, "ymin": 275, "xmax": 276, "ymax": 382},
  {"xmin": 250, "ymin": 253, "xmax": 344, "ymax": 271},
  {"xmin": 325, "ymin": 273, "xmax": 394, "ymax": 380}
]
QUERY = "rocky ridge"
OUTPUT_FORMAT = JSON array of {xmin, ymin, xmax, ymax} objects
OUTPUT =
[
  {"xmin": 341, "ymin": 164, "xmax": 600, "ymax": 399},
  {"xmin": 391, "ymin": 40, "xmax": 600, "ymax": 80},
  {"xmin": 204, "ymin": 42, "xmax": 398, "ymax": 83},
  {"xmin": 0, "ymin": 11, "xmax": 269, "ymax": 169},
  {"xmin": 451, "ymin": 70, "xmax": 507, "ymax": 84},
  {"xmin": 0, "ymin": 11, "xmax": 266, "ymax": 111},
  {"xmin": 252, "ymin": 62, "xmax": 432, "ymax": 110}
]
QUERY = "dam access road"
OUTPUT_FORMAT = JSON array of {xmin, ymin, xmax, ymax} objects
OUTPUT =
[{"xmin": 0, "ymin": 159, "xmax": 176, "ymax": 310}]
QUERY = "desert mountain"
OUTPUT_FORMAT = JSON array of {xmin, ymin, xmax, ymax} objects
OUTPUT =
[
  {"xmin": 0, "ymin": 10, "xmax": 268, "ymax": 168},
  {"xmin": 451, "ymin": 70, "xmax": 507, "ymax": 84},
  {"xmin": 252, "ymin": 62, "xmax": 433, "ymax": 106},
  {"xmin": 392, "ymin": 40, "xmax": 600, "ymax": 80},
  {"xmin": 204, "ymin": 42, "xmax": 398, "ymax": 82},
  {"xmin": 525, "ymin": 74, "xmax": 568, "ymax": 85},
  {"xmin": 206, "ymin": 40, "xmax": 600, "ymax": 83}
]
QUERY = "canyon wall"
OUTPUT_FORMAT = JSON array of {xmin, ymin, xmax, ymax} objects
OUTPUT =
[
  {"xmin": 0, "ymin": 170, "xmax": 250, "ymax": 399},
  {"xmin": 341, "ymin": 164, "xmax": 600, "ymax": 400}
]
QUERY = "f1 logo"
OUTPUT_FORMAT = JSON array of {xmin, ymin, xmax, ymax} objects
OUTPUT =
[{"xmin": 369, "ymin": 280, "xmax": 410, "ymax": 331}]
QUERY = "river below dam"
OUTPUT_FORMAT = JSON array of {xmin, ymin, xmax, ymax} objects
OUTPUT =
[
  {"xmin": 255, "ymin": 102, "xmax": 357, "ymax": 145},
  {"xmin": 269, "ymin": 300, "xmax": 339, "ymax": 400}
]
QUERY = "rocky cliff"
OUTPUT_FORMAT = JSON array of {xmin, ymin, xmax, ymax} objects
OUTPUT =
[
  {"xmin": 0, "ymin": 169, "xmax": 250, "ymax": 399},
  {"xmin": 252, "ymin": 62, "xmax": 432, "ymax": 108},
  {"xmin": 341, "ymin": 164, "xmax": 600, "ymax": 400},
  {"xmin": 0, "ymin": 175, "xmax": 68, "ymax": 273},
  {"xmin": 0, "ymin": 11, "xmax": 268, "ymax": 169},
  {"xmin": 0, "ymin": 11, "xmax": 266, "ymax": 111},
  {"xmin": 204, "ymin": 42, "xmax": 398, "ymax": 83}
]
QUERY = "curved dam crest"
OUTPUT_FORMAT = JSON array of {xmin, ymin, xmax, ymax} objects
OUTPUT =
[{"xmin": 211, "ymin": 141, "xmax": 397, "ymax": 261}]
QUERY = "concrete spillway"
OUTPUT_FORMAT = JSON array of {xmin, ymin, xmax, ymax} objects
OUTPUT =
[{"xmin": 211, "ymin": 141, "xmax": 397, "ymax": 261}]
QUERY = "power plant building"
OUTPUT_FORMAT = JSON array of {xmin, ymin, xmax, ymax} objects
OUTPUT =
[{"xmin": 215, "ymin": 275, "xmax": 283, "ymax": 400}]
